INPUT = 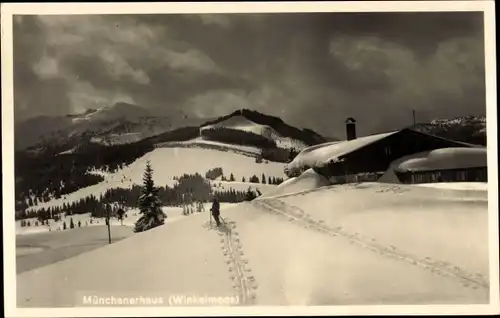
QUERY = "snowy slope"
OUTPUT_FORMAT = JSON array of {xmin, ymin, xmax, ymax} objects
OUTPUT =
[
  {"xmin": 27, "ymin": 147, "xmax": 286, "ymax": 213},
  {"xmin": 17, "ymin": 212, "xmax": 239, "ymax": 307},
  {"xmin": 414, "ymin": 182, "xmax": 488, "ymax": 191},
  {"xmin": 201, "ymin": 115, "xmax": 271, "ymax": 137},
  {"xmin": 16, "ymin": 207, "xmax": 180, "ymax": 236},
  {"xmin": 272, "ymin": 183, "xmax": 488, "ymax": 279},
  {"xmin": 200, "ymin": 115, "xmax": 308, "ymax": 151},
  {"xmin": 90, "ymin": 132, "xmax": 144, "ymax": 146},
  {"xmin": 16, "ymin": 203, "xmax": 237, "ymax": 236},
  {"xmin": 156, "ymin": 137, "xmax": 263, "ymax": 156},
  {"xmin": 17, "ymin": 182, "xmax": 489, "ymax": 307}
]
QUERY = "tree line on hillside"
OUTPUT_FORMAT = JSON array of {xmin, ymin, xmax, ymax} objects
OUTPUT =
[
  {"xmin": 205, "ymin": 167, "xmax": 223, "ymax": 180},
  {"xmin": 19, "ymin": 216, "xmax": 88, "ymax": 230},
  {"xmin": 201, "ymin": 127, "xmax": 277, "ymax": 149},
  {"xmin": 17, "ymin": 171, "xmax": 262, "ymax": 221},
  {"xmin": 213, "ymin": 188, "xmax": 257, "ymax": 202},
  {"xmin": 15, "ymin": 138, "xmax": 155, "ymax": 212},
  {"xmin": 243, "ymin": 174, "xmax": 284, "ymax": 185},
  {"xmin": 204, "ymin": 167, "xmax": 285, "ymax": 185},
  {"xmin": 199, "ymin": 126, "xmax": 303, "ymax": 164},
  {"xmin": 260, "ymin": 147, "xmax": 299, "ymax": 163},
  {"xmin": 145, "ymin": 126, "xmax": 200, "ymax": 144},
  {"xmin": 15, "ymin": 115, "xmax": 302, "ymax": 213},
  {"xmin": 201, "ymin": 109, "xmax": 327, "ymax": 146}
]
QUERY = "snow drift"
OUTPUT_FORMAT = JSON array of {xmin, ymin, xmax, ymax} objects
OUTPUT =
[
  {"xmin": 262, "ymin": 168, "xmax": 331, "ymax": 198},
  {"xmin": 378, "ymin": 151, "xmax": 433, "ymax": 184}
]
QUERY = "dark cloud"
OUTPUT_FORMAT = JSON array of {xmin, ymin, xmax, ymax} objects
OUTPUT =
[{"xmin": 13, "ymin": 11, "xmax": 485, "ymax": 138}]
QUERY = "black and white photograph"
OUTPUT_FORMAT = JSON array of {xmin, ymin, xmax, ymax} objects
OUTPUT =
[{"xmin": 2, "ymin": 1, "xmax": 498, "ymax": 316}]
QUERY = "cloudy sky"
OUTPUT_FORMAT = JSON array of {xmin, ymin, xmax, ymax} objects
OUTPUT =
[{"xmin": 13, "ymin": 12, "xmax": 485, "ymax": 138}]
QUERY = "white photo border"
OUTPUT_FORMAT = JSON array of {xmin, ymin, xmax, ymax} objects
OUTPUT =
[{"xmin": 2, "ymin": 1, "xmax": 498, "ymax": 317}]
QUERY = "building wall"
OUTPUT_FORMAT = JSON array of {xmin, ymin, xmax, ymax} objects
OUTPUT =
[
  {"xmin": 395, "ymin": 167, "xmax": 487, "ymax": 184},
  {"xmin": 315, "ymin": 129, "xmax": 476, "ymax": 180}
]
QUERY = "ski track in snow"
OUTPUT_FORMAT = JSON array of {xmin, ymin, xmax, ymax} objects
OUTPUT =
[
  {"xmin": 252, "ymin": 198, "xmax": 489, "ymax": 292},
  {"xmin": 202, "ymin": 218, "xmax": 258, "ymax": 305}
]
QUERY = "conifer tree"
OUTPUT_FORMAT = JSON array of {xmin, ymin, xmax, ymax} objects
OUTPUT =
[
  {"xmin": 134, "ymin": 161, "xmax": 167, "ymax": 232},
  {"xmin": 245, "ymin": 187, "xmax": 256, "ymax": 201},
  {"xmin": 262, "ymin": 173, "xmax": 266, "ymax": 184}
]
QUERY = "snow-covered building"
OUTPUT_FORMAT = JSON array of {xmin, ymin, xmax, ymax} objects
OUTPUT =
[
  {"xmin": 394, "ymin": 147, "xmax": 487, "ymax": 183},
  {"xmin": 287, "ymin": 118, "xmax": 486, "ymax": 184}
]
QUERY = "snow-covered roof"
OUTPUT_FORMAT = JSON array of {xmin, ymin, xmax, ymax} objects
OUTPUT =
[
  {"xmin": 287, "ymin": 131, "xmax": 398, "ymax": 172},
  {"xmin": 396, "ymin": 147, "xmax": 487, "ymax": 172}
]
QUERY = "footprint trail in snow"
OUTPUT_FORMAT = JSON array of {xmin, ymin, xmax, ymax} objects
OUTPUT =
[{"xmin": 203, "ymin": 218, "xmax": 258, "ymax": 305}]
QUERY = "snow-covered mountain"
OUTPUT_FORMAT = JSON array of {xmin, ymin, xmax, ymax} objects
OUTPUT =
[
  {"xmin": 413, "ymin": 115, "xmax": 486, "ymax": 146},
  {"xmin": 16, "ymin": 105, "xmax": 330, "ymax": 159},
  {"xmin": 15, "ymin": 102, "xmax": 208, "ymax": 151},
  {"xmin": 15, "ymin": 108, "xmax": 331, "ymax": 216},
  {"xmin": 200, "ymin": 109, "xmax": 331, "ymax": 149},
  {"xmin": 200, "ymin": 115, "xmax": 309, "ymax": 151}
]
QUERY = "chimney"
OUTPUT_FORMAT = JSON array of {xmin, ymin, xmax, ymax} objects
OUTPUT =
[{"xmin": 345, "ymin": 117, "xmax": 356, "ymax": 141}]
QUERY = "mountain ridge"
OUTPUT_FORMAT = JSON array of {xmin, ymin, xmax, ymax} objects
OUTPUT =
[
  {"xmin": 412, "ymin": 115, "xmax": 486, "ymax": 146},
  {"xmin": 15, "ymin": 102, "xmax": 205, "ymax": 151},
  {"xmin": 15, "ymin": 104, "xmax": 334, "ymax": 154}
]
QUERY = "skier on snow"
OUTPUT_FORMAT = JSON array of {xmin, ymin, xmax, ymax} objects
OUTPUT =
[{"xmin": 210, "ymin": 198, "xmax": 221, "ymax": 227}]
